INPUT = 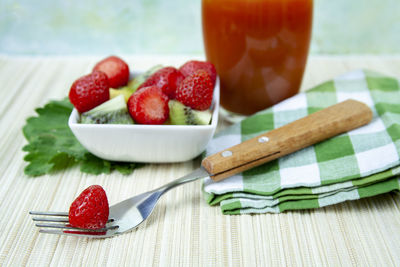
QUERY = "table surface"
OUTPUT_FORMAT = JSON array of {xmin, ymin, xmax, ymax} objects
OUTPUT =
[{"xmin": 0, "ymin": 55, "xmax": 400, "ymax": 266}]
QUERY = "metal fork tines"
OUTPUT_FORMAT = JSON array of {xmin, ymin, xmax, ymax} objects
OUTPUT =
[{"xmin": 29, "ymin": 211, "xmax": 118, "ymax": 237}]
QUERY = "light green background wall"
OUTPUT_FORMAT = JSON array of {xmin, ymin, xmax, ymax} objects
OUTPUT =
[{"xmin": 0, "ymin": 0, "xmax": 399, "ymax": 55}]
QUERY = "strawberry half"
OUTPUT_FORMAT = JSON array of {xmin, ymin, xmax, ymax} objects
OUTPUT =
[
  {"xmin": 179, "ymin": 60, "xmax": 217, "ymax": 86},
  {"xmin": 176, "ymin": 70, "xmax": 214, "ymax": 111},
  {"xmin": 69, "ymin": 185, "xmax": 109, "ymax": 230},
  {"xmin": 128, "ymin": 86, "xmax": 169, "ymax": 124},
  {"xmin": 93, "ymin": 56, "xmax": 130, "ymax": 88},
  {"xmin": 69, "ymin": 70, "xmax": 110, "ymax": 113},
  {"xmin": 137, "ymin": 66, "xmax": 184, "ymax": 99}
]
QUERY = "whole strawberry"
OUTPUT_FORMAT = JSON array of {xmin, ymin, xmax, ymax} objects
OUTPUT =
[
  {"xmin": 69, "ymin": 70, "xmax": 110, "ymax": 113},
  {"xmin": 69, "ymin": 185, "xmax": 109, "ymax": 230},
  {"xmin": 179, "ymin": 60, "xmax": 217, "ymax": 86},
  {"xmin": 137, "ymin": 66, "xmax": 184, "ymax": 99},
  {"xmin": 128, "ymin": 86, "xmax": 169, "ymax": 124},
  {"xmin": 176, "ymin": 70, "xmax": 214, "ymax": 111},
  {"xmin": 93, "ymin": 56, "xmax": 130, "ymax": 88}
]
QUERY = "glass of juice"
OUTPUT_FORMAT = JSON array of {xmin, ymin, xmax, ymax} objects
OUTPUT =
[{"xmin": 202, "ymin": 0, "xmax": 313, "ymax": 116}]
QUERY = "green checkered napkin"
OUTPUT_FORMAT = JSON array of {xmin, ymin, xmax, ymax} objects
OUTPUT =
[{"xmin": 203, "ymin": 70, "xmax": 400, "ymax": 214}]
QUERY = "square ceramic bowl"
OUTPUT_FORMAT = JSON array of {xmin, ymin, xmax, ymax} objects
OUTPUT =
[{"xmin": 68, "ymin": 78, "xmax": 219, "ymax": 163}]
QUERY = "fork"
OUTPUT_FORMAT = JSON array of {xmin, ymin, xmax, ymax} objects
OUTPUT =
[{"xmin": 30, "ymin": 100, "xmax": 372, "ymax": 238}]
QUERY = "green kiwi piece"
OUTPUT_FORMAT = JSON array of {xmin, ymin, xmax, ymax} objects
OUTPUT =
[
  {"xmin": 168, "ymin": 100, "xmax": 212, "ymax": 125},
  {"xmin": 80, "ymin": 95, "xmax": 134, "ymax": 124},
  {"xmin": 128, "ymin": 64, "xmax": 163, "ymax": 92},
  {"xmin": 109, "ymin": 65, "xmax": 164, "ymax": 102},
  {"xmin": 110, "ymin": 86, "xmax": 133, "ymax": 102}
]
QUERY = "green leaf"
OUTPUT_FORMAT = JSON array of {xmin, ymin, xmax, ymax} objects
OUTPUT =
[
  {"xmin": 113, "ymin": 162, "xmax": 140, "ymax": 175},
  {"xmin": 22, "ymin": 97, "xmax": 139, "ymax": 177},
  {"xmin": 80, "ymin": 153, "xmax": 112, "ymax": 175}
]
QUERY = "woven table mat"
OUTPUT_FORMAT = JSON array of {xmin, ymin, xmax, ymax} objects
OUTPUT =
[{"xmin": 0, "ymin": 55, "xmax": 399, "ymax": 266}]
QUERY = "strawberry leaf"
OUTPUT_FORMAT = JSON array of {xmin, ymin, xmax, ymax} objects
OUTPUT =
[{"xmin": 23, "ymin": 98, "xmax": 138, "ymax": 176}]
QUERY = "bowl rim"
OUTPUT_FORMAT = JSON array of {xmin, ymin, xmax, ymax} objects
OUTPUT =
[{"xmin": 68, "ymin": 78, "xmax": 220, "ymax": 131}]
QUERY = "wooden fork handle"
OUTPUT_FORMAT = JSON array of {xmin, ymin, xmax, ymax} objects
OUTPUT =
[{"xmin": 202, "ymin": 99, "xmax": 373, "ymax": 181}]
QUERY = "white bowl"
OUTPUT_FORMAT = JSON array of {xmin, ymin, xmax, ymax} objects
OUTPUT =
[{"xmin": 68, "ymin": 80, "xmax": 219, "ymax": 163}]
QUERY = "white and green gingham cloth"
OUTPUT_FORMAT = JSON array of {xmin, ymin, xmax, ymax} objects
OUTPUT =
[{"xmin": 203, "ymin": 70, "xmax": 400, "ymax": 214}]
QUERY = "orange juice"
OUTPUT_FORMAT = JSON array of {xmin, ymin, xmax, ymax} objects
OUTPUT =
[{"xmin": 202, "ymin": 0, "xmax": 313, "ymax": 115}]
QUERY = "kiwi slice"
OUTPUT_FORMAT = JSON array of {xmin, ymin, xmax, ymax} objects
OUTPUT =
[
  {"xmin": 168, "ymin": 100, "xmax": 212, "ymax": 125},
  {"xmin": 80, "ymin": 95, "xmax": 134, "ymax": 124},
  {"xmin": 110, "ymin": 65, "xmax": 163, "ymax": 102},
  {"xmin": 110, "ymin": 87, "xmax": 133, "ymax": 103},
  {"xmin": 128, "ymin": 64, "xmax": 163, "ymax": 92}
]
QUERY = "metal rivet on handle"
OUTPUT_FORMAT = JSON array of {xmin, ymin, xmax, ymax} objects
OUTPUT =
[
  {"xmin": 221, "ymin": 151, "xmax": 233, "ymax": 157},
  {"xmin": 258, "ymin": 136, "xmax": 269, "ymax": 143}
]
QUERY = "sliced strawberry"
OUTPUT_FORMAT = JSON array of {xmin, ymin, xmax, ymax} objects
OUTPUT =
[
  {"xmin": 128, "ymin": 86, "xmax": 169, "ymax": 124},
  {"xmin": 69, "ymin": 70, "xmax": 110, "ymax": 113},
  {"xmin": 179, "ymin": 60, "xmax": 217, "ymax": 86},
  {"xmin": 93, "ymin": 56, "xmax": 130, "ymax": 88},
  {"xmin": 137, "ymin": 66, "xmax": 184, "ymax": 99},
  {"xmin": 69, "ymin": 185, "xmax": 109, "ymax": 230},
  {"xmin": 176, "ymin": 70, "xmax": 214, "ymax": 111}
]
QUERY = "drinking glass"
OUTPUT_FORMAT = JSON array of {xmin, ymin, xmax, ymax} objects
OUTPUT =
[{"xmin": 202, "ymin": 0, "xmax": 313, "ymax": 117}]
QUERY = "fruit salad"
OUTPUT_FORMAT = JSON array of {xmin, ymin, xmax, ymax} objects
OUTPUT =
[{"xmin": 69, "ymin": 56, "xmax": 217, "ymax": 126}]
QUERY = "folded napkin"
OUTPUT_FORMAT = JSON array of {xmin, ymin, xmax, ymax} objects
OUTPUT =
[{"xmin": 203, "ymin": 70, "xmax": 400, "ymax": 214}]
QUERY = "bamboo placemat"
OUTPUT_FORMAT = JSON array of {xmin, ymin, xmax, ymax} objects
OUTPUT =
[{"xmin": 0, "ymin": 55, "xmax": 400, "ymax": 266}]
